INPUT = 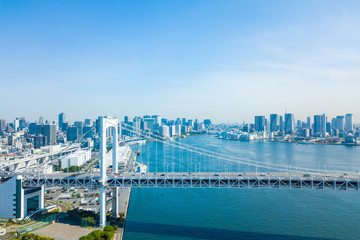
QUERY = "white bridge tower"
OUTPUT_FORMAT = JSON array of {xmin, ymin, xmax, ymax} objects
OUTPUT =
[{"xmin": 99, "ymin": 116, "xmax": 119, "ymax": 228}]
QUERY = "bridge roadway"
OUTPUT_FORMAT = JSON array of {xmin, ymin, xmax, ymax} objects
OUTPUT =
[{"xmin": 21, "ymin": 172, "xmax": 360, "ymax": 191}]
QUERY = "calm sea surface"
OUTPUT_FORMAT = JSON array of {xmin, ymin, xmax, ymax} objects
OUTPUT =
[{"xmin": 124, "ymin": 135, "xmax": 360, "ymax": 240}]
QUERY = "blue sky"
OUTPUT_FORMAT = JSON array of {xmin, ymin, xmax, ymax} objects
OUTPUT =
[{"xmin": 1, "ymin": 1, "xmax": 360, "ymax": 123}]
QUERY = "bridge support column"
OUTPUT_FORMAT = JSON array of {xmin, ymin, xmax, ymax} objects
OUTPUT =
[
  {"xmin": 112, "ymin": 187, "xmax": 119, "ymax": 218},
  {"xmin": 99, "ymin": 117, "xmax": 107, "ymax": 228},
  {"xmin": 39, "ymin": 185, "xmax": 45, "ymax": 209},
  {"xmin": 99, "ymin": 186, "xmax": 106, "ymax": 228},
  {"xmin": 112, "ymin": 127, "xmax": 118, "ymax": 174}
]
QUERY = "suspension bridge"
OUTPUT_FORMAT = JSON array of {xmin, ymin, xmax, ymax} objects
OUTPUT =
[{"xmin": 1, "ymin": 117, "xmax": 359, "ymax": 228}]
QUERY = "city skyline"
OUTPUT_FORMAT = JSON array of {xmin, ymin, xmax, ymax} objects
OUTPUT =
[{"xmin": 1, "ymin": 1, "xmax": 360, "ymax": 123}]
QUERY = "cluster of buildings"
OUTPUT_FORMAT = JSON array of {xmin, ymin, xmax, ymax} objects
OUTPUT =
[
  {"xmin": 122, "ymin": 115, "xmax": 211, "ymax": 138},
  {"xmin": 218, "ymin": 113, "xmax": 358, "ymax": 144},
  {"xmin": 0, "ymin": 113, "xmax": 211, "ymax": 161}
]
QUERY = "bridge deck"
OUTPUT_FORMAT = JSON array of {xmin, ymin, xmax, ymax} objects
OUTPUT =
[{"xmin": 21, "ymin": 172, "xmax": 360, "ymax": 191}]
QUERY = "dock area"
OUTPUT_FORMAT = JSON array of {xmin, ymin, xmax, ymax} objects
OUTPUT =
[{"xmin": 114, "ymin": 187, "xmax": 131, "ymax": 240}]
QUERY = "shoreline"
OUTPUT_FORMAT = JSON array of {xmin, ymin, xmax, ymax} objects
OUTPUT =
[{"xmin": 115, "ymin": 187, "xmax": 131, "ymax": 240}]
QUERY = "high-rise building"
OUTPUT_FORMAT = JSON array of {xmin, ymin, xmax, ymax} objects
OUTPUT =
[
  {"xmin": 29, "ymin": 123, "xmax": 37, "ymax": 134},
  {"xmin": 133, "ymin": 117, "xmax": 142, "ymax": 137},
  {"xmin": 43, "ymin": 124, "xmax": 57, "ymax": 145},
  {"xmin": 306, "ymin": 117, "xmax": 311, "ymax": 129},
  {"xmin": 74, "ymin": 121, "xmax": 84, "ymax": 136},
  {"xmin": 83, "ymin": 126, "xmax": 94, "ymax": 139},
  {"xmin": 152, "ymin": 115, "xmax": 161, "ymax": 126},
  {"xmin": 322, "ymin": 114, "xmax": 326, "ymax": 137},
  {"xmin": 255, "ymin": 116, "xmax": 265, "ymax": 132},
  {"xmin": 67, "ymin": 126, "xmax": 79, "ymax": 142},
  {"xmin": 38, "ymin": 117, "xmax": 44, "ymax": 125},
  {"xmin": 336, "ymin": 116, "xmax": 345, "ymax": 132},
  {"xmin": 313, "ymin": 115, "xmax": 322, "ymax": 135},
  {"xmin": 144, "ymin": 118, "xmax": 155, "ymax": 132},
  {"xmin": 269, "ymin": 114, "xmax": 279, "ymax": 132},
  {"xmin": 284, "ymin": 113, "xmax": 295, "ymax": 134},
  {"xmin": 35, "ymin": 124, "xmax": 43, "ymax": 135},
  {"xmin": 159, "ymin": 125, "xmax": 170, "ymax": 138},
  {"xmin": 14, "ymin": 118, "xmax": 19, "ymax": 132},
  {"xmin": 19, "ymin": 117, "xmax": 26, "ymax": 129},
  {"xmin": 326, "ymin": 122, "xmax": 332, "ymax": 135},
  {"xmin": 0, "ymin": 119, "xmax": 6, "ymax": 131},
  {"xmin": 58, "ymin": 113, "xmax": 66, "ymax": 131},
  {"xmin": 169, "ymin": 125, "xmax": 175, "ymax": 136},
  {"xmin": 34, "ymin": 135, "xmax": 47, "ymax": 149},
  {"xmin": 182, "ymin": 118, "xmax": 187, "ymax": 125},
  {"xmin": 345, "ymin": 114, "xmax": 353, "ymax": 133},
  {"xmin": 279, "ymin": 116, "xmax": 284, "ymax": 130},
  {"xmin": 84, "ymin": 119, "xmax": 92, "ymax": 126},
  {"xmin": 204, "ymin": 119, "xmax": 212, "ymax": 128}
]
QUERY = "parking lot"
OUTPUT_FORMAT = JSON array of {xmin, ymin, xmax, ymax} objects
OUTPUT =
[{"xmin": 45, "ymin": 187, "xmax": 113, "ymax": 213}]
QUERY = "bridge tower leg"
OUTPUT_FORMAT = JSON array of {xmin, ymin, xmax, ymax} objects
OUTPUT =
[
  {"xmin": 99, "ymin": 117, "xmax": 107, "ymax": 228},
  {"xmin": 112, "ymin": 126, "xmax": 120, "ymax": 218}
]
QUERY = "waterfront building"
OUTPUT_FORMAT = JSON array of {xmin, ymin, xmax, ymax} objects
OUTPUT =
[
  {"xmin": 159, "ymin": 125, "xmax": 170, "ymax": 138},
  {"xmin": 345, "ymin": 114, "xmax": 353, "ymax": 133},
  {"xmin": 151, "ymin": 115, "xmax": 161, "ymax": 125},
  {"xmin": 284, "ymin": 113, "xmax": 295, "ymax": 134},
  {"xmin": 175, "ymin": 125, "xmax": 181, "ymax": 135},
  {"xmin": 269, "ymin": 114, "xmax": 279, "ymax": 132},
  {"xmin": 133, "ymin": 117, "xmax": 142, "ymax": 137},
  {"xmin": 188, "ymin": 120, "xmax": 194, "ymax": 127},
  {"xmin": 326, "ymin": 122, "xmax": 332, "ymax": 135},
  {"xmin": 337, "ymin": 116, "xmax": 345, "ymax": 132},
  {"xmin": 181, "ymin": 126, "xmax": 188, "ymax": 134},
  {"xmin": 195, "ymin": 122, "xmax": 204, "ymax": 131},
  {"xmin": 255, "ymin": 116, "xmax": 265, "ymax": 132},
  {"xmin": 169, "ymin": 125, "xmax": 176, "ymax": 136},
  {"xmin": 279, "ymin": 116, "xmax": 284, "ymax": 130},
  {"xmin": 144, "ymin": 118, "xmax": 155, "ymax": 132},
  {"xmin": 182, "ymin": 118, "xmax": 187, "ymax": 125},
  {"xmin": 307, "ymin": 117, "xmax": 311, "ymax": 129},
  {"xmin": 204, "ymin": 119, "xmax": 212, "ymax": 127},
  {"xmin": 314, "ymin": 115, "xmax": 322, "ymax": 136}
]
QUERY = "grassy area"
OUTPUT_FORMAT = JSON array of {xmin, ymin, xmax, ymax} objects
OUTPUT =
[
  {"xmin": 79, "ymin": 225, "xmax": 118, "ymax": 240},
  {"xmin": 16, "ymin": 233, "xmax": 54, "ymax": 240}
]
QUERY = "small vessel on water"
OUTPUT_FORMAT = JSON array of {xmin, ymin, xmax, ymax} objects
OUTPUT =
[{"xmin": 135, "ymin": 163, "xmax": 147, "ymax": 173}]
